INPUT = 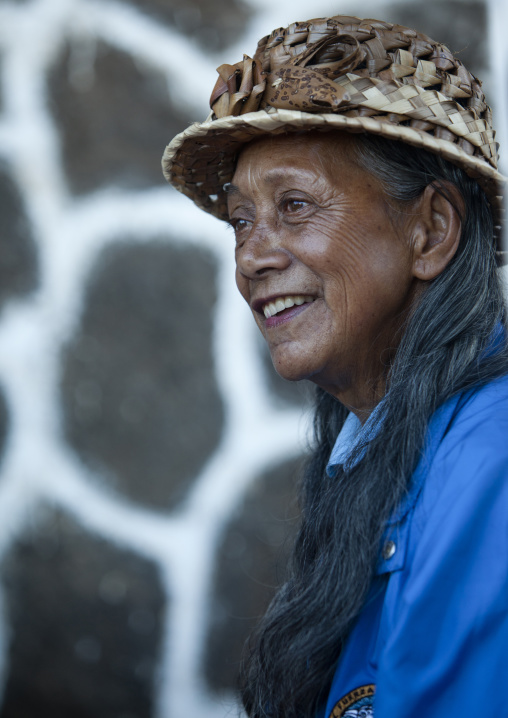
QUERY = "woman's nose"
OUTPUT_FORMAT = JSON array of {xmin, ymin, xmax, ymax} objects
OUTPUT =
[{"xmin": 235, "ymin": 231, "xmax": 292, "ymax": 279}]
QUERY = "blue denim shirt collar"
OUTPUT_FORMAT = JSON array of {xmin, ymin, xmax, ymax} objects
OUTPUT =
[{"xmin": 326, "ymin": 400, "xmax": 386, "ymax": 477}]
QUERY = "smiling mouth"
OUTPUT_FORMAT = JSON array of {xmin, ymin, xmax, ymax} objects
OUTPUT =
[{"xmin": 262, "ymin": 295, "xmax": 315, "ymax": 319}]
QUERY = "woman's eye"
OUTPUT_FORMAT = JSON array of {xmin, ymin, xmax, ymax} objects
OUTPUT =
[
  {"xmin": 230, "ymin": 218, "xmax": 250, "ymax": 233},
  {"xmin": 283, "ymin": 198, "xmax": 308, "ymax": 213}
]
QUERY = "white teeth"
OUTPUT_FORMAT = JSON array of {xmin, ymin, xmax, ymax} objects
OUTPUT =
[{"xmin": 262, "ymin": 294, "xmax": 314, "ymax": 319}]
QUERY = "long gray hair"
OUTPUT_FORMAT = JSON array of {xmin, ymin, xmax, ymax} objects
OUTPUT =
[{"xmin": 240, "ymin": 133, "xmax": 508, "ymax": 718}]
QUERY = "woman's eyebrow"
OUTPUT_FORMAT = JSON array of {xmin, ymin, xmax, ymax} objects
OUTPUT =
[
  {"xmin": 226, "ymin": 170, "xmax": 316, "ymax": 196},
  {"xmin": 263, "ymin": 169, "xmax": 318, "ymax": 186}
]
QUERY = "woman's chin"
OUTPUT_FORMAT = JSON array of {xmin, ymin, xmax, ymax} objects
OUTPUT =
[{"xmin": 270, "ymin": 352, "xmax": 318, "ymax": 384}]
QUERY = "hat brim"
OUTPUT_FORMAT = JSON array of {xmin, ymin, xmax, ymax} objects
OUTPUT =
[{"xmin": 162, "ymin": 108, "xmax": 506, "ymax": 256}]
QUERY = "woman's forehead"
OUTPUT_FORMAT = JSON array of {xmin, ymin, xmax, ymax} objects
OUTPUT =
[
  {"xmin": 232, "ymin": 131, "xmax": 360, "ymax": 188},
  {"xmin": 237, "ymin": 130, "xmax": 356, "ymax": 161}
]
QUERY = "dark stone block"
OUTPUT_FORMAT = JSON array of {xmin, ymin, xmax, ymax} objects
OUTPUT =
[
  {"xmin": 125, "ymin": 0, "xmax": 252, "ymax": 52},
  {"xmin": 383, "ymin": 1, "xmax": 487, "ymax": 75},
  {"xmin": 61, "ymin": 240, "xmax": 223, "ymax": 510},
  {"xmin": 0, "ymin": 507, "xmax": 165, "ymax": 718},
  {"xmin": 0, "ymin": 385, "xmax": 9, "ymax": 469},
  {"xmin": 48, "ymin": 41, "xmax": 192, "ymax": 195},
  {"xmin": 0, "ymin": 163, "xmax": 38, "ymax": 311},
  {"xmin": 204, "ymin": 457, "xmax": 303, "ymax": 693}
]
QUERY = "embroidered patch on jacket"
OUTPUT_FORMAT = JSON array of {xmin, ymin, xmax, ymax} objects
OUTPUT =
[{"xmin": 329, "ymin": 684, "xmax": 375, "ymax": 718}]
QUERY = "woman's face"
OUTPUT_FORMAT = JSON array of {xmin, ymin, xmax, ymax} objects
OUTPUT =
[{"xmin": 228, "ymin": 132, "xmax": 419, "ymax": 414}]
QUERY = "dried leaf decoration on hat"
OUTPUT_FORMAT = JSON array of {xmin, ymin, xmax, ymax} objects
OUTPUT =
[{"xmin": 210, "ymin": 56, "xmax": 266, "ymax": 117}]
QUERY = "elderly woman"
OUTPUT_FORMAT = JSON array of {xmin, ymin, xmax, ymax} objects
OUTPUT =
[{"xmin": 163, "ymin": 15, "xmax": 507, "ymax": 718}]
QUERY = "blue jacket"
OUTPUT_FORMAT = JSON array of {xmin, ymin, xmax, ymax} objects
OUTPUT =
[{"xmin": 323, "ymin": 375, "xmax": 508, "ymax": 717}]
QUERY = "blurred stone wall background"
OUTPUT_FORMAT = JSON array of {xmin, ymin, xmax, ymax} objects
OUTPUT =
[{"xmin": 0, "ymin": 0, "xmax": 501, "ymax": 716}]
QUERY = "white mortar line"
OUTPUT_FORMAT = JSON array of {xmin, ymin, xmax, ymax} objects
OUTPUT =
[
  {"xmin": 75, "ymin": 0, "xmax": 217, "ymax": 116},
  {"xmin": 487, "ymin": 0, "xmax": 507, "ymax": 262},
  {"xmin": 488, "ymin": 0, "xmax": 508, "ymax": 172}
]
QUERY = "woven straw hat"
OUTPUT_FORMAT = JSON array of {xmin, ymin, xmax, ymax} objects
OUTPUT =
[{"xmin": 162, "ymin": 15, "xmax": 505, "ymax": 250}]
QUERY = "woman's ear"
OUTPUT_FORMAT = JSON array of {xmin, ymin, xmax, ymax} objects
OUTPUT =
[{"xmin": 411, "ymin": 182, "xmax": 464, "ymax": 281}]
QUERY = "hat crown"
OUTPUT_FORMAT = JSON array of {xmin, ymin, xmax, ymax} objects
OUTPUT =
[{"xmin": 209, "ymin": 15, "xmax": 497, "ymax": 171}]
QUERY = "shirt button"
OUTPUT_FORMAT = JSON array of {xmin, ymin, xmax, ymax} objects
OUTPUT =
[{"xmin": 383, "ymin": 540, "xmax": 396, "ymax": 560}]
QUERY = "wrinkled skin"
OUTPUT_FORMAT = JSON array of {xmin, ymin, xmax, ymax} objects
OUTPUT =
[{"xmin": 228, "ymin": 132, "xmax": 450, "ymax": 418}]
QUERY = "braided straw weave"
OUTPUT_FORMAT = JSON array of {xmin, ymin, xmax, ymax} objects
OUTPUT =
[{"xmin": 162, "ymin": 15, "xmax": 505, "ymax": 249}]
